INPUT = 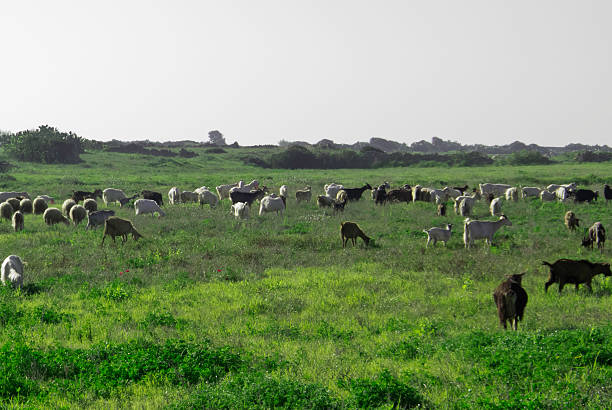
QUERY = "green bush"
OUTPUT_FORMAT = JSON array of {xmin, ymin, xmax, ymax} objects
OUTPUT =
[{"xmin": 1, "ymin": 125, "xmax": 85, "ymax": 164}]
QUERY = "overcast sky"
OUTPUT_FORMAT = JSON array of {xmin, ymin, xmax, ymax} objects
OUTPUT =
[{"xmin": 1, "ymin": 1, "xmax": 610, "ymax": 146}]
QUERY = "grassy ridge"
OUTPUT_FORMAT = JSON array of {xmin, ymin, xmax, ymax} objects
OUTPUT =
[{"xmin": 0, "ymin": 148, "xmax": 611, "ymax": 408}]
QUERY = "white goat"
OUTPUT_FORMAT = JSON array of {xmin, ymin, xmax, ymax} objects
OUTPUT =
[
  {"xmin": 540, "ymin": 190, "xmax": 556, "ymax": 201},
  {"xmin": 102, "ymin": 188, "xmax": 127, "ymax": 205},
  {"xmin": 295, "ymin": 187, "xmax": 312, "ymax": 202},
  {"xmin": 324, "ymin": 183, "xmax": 344, "ymax": 199},
  {"xmin": 505, "ymin": 187, "xmax": 519, "ymax": 201},
  {"xmin": 259, "ymin": 194, "xmax": 285, "ymax": 216},
  {"xmin": 547, "ymin": 183, "xmax": 576, "ymax": 193},
  {"xmin": 180, "ymin": 190, "xmax": 199, "ymax": 203},
  {"xmin": 555, "ymin": 186, "xmax": 571, "ymax": 201},
  {"xmin": 490, "ymin": 197, "xmax": 503, "ymax": 216},
  {"xmin": 459, "ymin": 197, "xmax": 474, "ymax": 217},
  {"xmin": 423, "ymin": 224, "xmax": 452, "ymax": 248},
  {"xmin": 198, "ymin": 189, "xmax": 219, "ymax": 208},
  {"xmin": 464, "ymin": 215, "xmax": 513, "ymax": 248},
  {"xmin": 279, "ymin": 185, "xmax": 288, "ymax": 198},
  {"xmin": 216, "ymin": 181, "xmax": 241, "ymax": 200},
  {"xmin": 135, "ymin": 199, "xmax": 166, "ymax": 217},
  {"xmin": 229, "ymin": 180, "xmax": 260, "ymax": 194},
  {"xmin": 521, "ymin": 187, "xmax": 542, "ymax": 198},
  {"xmin": 1, "ymin": 255, "xmax": 24, "ymax": 289},
  {"xmin": 479, "ymin": 183, "xmax": 512, "ymax": 197},
  {"xmin": 231, "ymin": 202, "xmax": 250, "ymax": 219},
  {"xmin": 168, "ymin": 187, "xmax": 181, "ymax": 204}
]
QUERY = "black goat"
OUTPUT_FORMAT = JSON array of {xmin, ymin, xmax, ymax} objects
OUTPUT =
[
  {"xmin": 603, "ymin": 184, "xmax": 612, "ymax": 202},
  {"xmin": 343, "ymin": 184, "xmax": 372, "ymax": 201},
  {"xmin": 72, "ymin": 189, "xmax": 103, "ymax": 202},
  {"xmin": 230, "ymin": 188, "xmax": 267, "ymax": 205},
  {"xmin": 573, "ymin": 189, "xmax": 598, "ymax": 203},
  {"xmin": 142, "ymin": 190, "xmax": 163, "ymax": 206}
]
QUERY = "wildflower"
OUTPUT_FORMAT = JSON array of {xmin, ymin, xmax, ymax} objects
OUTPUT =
[
  {"xmin": 120, "ymin": 271, "xmax": 124, "ymax": 276},
  {"xmin": 217, "ymin": 269, "xmax": 222, "ymax": 272},
  {"xmin": 126, "ymin": 269, "xmax": 130, "ymax": 273}
]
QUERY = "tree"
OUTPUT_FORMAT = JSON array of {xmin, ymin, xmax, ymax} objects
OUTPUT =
[
  {"xmin": 1, "ymin": 125, "xmax": 85, "ymax": 163},
  {"xmin": 208, "ymin": 130, "xmax": 226, "ymax": 146}
]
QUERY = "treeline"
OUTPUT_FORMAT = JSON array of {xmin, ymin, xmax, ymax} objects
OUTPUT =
[
  {"xmin": 0, "ymin": 125, "xmax": 86, "ymax": 164},
  {"xmin": 104, "ymin": 142, "xmax": 197, "ymax": 158}
]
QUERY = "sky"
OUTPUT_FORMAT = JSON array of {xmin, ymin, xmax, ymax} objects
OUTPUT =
[{"xmin": 1, "ymin": 1, "xmax": 610, "ymax": 146}]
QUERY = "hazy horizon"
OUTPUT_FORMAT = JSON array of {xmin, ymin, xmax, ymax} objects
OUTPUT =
[{"xmin": 2, "ymin": 1, "xmax": 610, "ymax": 147}]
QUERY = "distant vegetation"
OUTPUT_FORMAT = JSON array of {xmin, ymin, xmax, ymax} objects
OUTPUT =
[{"xmin": 0, "ymin": 125, "xmax": 86, "ymax": 164}]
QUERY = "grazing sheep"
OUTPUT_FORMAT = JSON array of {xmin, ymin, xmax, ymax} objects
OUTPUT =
[
  {"xmin": 216, "ymin": 181, "xmax": 242, "ymax": 200},
  {"xmin": 340, "ymin": 221, "xmax": 371, "ymax": 248},
  {"xmin": 72, "ymin": 189, "xmax": 103, "ymax": 202},
  {"xmin": 69, "ymin": 205, "xmax": 87, "ymax": 226},
  {"xmin": 142, "ymin": 190, "xmax": 163, "ymax": 206},
  {"xmin": 505, "ymin": 187, "xmax": 519, "ymax": 201},
  {"xmin": 86, "ymin": 210, "xmax": 115, "ymax": 230},
  {"xmin": 19, "ymin": 198, "xmax": 32, "ymax": 214},
  {"xmin": 564, "ymin": 211, "xmax": 580, "ymax": 231},
  {"xmin": 35, "ymin": 195, "xmax": 54, "ymax": 204},
  {"xmin": 230, "ymin": 188, "xmax": 268, "ymax": 206},
  {"xmin": 0, "ymin": 192, "xmax": 30, "ymax": 202},
  {"xmin": 423, "ymin": 224, "xmax": 452, "ymax": 248},
  {"xmin": 198, "ymin": 189, "xmax": 219, "ymax": 208},
  {"xmin": 134, "ymin": 199, "xmax": 166, "ymax": 217},
  {"xmin": 521, "ymin": 187, "xmax": 542, "ymax": 198},
  {"xmin": 479, "ymin": 183, "xmax": 512, "ymax": 197},
  {"xmin": 582, "ymin": 222, "xmax": 606, "ymax": 251},
  {"xmin": 168, "ymin": 187, "xmax": 181, "ymax": 204},
  {"xmin": 102, "ymin": 188, "xmax": 127, "ymax": 206},
  {"xmin": 0, "ymin": 202, "xmax": 14, "ymax": 221},
  {"xmin": 437, "ymin": 203, "xmax": 446, "ymax": 216},
  {"xmin": 43, "ymin": 208, "xmax": 70, "ymax": 226},
  {"xmin": 543, "ymin": 259, "xmax": 611, "ymax": 293},
  {"xmin": 33, "ymin": 197, "xmax": 48, "ymax": 214},
  {"xmin": 1, "ymin": 255, "xmax": 24, "ymax": 289},
  {"xmin": 279, "ymin": 185, "xmax": 288, "ymax": 198},
  {"xmin": 12, "ymin": 211, "xmax": 24, "ymax": 232},
  {"xmin": 62, "ymin": 198, "xmax": 77, "ymax": 216},
  {"xmin": 464, "ymin": 215, "xmax": 513, "ymax": 249},
  {"xmin": 101, "ymin": 216, "xmax": 143, "ymax": 245},
  {"xmin": 295, "ymin": 186, "xmax": 312, "ymax": 203},
  {"xmin": 540, "ymin": 190, "xmax": 556, "ymax": 201},
  {"xmin": 83, "ymin": 198, "xmax": 98, "ymax": 213},
  {"xmin": 317, "ymin": 195, "xmax": 334, "ymax": 208},
  {"xmin": 336, "ymin": 190, "xmax": 348, "ymax": 203},
  {"xmin": 180, "ymin": 190, "xmax": 199, "ymax": 203},
  {"xmin": 490, "ymin": 197, "xmax": 502, "ymax": 216},
  {"xmin": 118, "ymin": 194, "xmax": 139, "ymax": 208},
  {"xmin": 6, "ymin": 198, "xmax": 20, "ymax": 211},
  {"xmin": 493, "ymin": 273, "xmax": 528, "ymax": 330},
  {"xmin": 333, "ymin": 199, "xmax": 347, "ymax": 213},
  {"xmin": 259, "ymin": 194, "xmax": 286, "ymax": 216},
  {"xmin": 231, "ymin": 202, "xmax": 250, "ymax": 220},
  {"xmin": 604, "ymin": 184, "xmax": 612, "ymax": 202}
]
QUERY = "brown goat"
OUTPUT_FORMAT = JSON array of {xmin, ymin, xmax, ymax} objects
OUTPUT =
[
  {"xmin": 543, "ymin": 259, "xmax": 611, "ymax": 293},
  {"xmin": 340, "ymin": 221, "xmax": 370, "ymax": 248},
  {"xmin": 493, "ymin": 273, "xmax": 528, "ymax": 330},
  {"xmin": 564, "ymin": 211, "xmax": 580, "ymax": 231},
  {"xmin": 102, "ymin": 217, "xmax": 143, "ymax": 245}
]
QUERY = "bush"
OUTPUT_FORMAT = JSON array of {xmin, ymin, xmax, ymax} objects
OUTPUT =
[
  {"xmin": 498, "ymin": 150, "xmax": 552, "ymax": 165},
  {"xmin": 576, "ymin": 151, "xmax": 612, "ymax": 163},
  {"xmin": 342, "ymin": 370, "xmax": 422, "ymax": 408},
  {"xmin": 1, "ymin": 125, "xmax": 85, "ymax": 164}
]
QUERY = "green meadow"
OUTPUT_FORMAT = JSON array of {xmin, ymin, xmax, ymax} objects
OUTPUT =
[{"xmin": 0, "ymin": 148, "xmax": 611, "ymax": 408}]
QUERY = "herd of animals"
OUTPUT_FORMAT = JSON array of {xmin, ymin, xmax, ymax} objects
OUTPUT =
[{"xmin": 1, "ymin": 180, "xmax": 611, "ymax": 331}]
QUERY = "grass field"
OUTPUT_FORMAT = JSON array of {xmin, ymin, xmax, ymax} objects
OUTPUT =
[{"xmin": 0, "ymin": 148, "xmax": 611, "ymax": 408}]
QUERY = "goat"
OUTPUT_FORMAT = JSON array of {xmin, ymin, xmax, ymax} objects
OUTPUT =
[
  {"xmin": 343, "ymin": 184, "xmax": 372, "ymax": 201},
  {"xmin": 142, "ymin": 190, "xmax": 163, "ymax": 206},
  {"xmin": 230, "ymin": 187, "xmax": 267, "ymax": 206},
  {"xmin": 295, "ymin": 186, "xmax": 312, "ymax": 203},
  {"xmin": 437, "ymin": 203, "xmax": 446, "ymax": 216},
  {"xmin": 582, "ymin": 222, "xmax": 606, "ymax": 251},
  {"xmin": 423, "ymin": 224, "xmax": 452, "ymax": 248},
  {"xmin": 564, "ymin": 211, "xmax": 580, "ymax": 231},
  {"xmin": 493, "ymin": 273, "xmax": 528, "ymax": 330},
  {"xmin": 72, "ymin": 189, "xmax": 102, "ymax": 202},
  {"xmin": 340, "ymin": 221, "xmax": 370, "ymax": 247},
  {"xmin": 464, "ymin": 215, "xmax": 512, "ymax": 248},
  {"xmin": 101, "ymin": 217, "xmax": 143, "ymax": 245},
  {"xmin": 543, "ymin": 259, "xmax": 611, "ymax": 293}
]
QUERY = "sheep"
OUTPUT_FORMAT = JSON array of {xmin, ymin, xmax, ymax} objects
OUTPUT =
[
  {"xmin": 1, "ymin": 255, "xmax": 24, "ymax": 290},
  {"xmin": 340, "ymin": 221, "xmax": 371, "ymax": 247},
  {"xmin": 180, "ymin": 190, "xmax": 199, "ymax": 203},
  {"xmin": 324, "ymin": 183, "xmax": 345, "ymax": 199},
  {"xmin": 543, "ymin": 259, "xmax": 611, "ymax": 293},
  {"xmin": 547, "ymin": 182, "xmax": 577, "ymax": 193},
  {"xmin": 6, "ymin": 198, "xmax": 20, "ymax": 211},
  {"xmin": 464, "ymin": 215, "xmax": 513, "ymax": 249},
  {"xmin": 423, "ymin": 224, "xmax": 452, "ymax": 248},
  {"xmin": 437, "ymin": 203, "xmax": 446, "ymax": 216},
  {"xmin": 493, "ymin": 273, "xmax": 528, "ymax": 330},
  {"xmin": 62, "ymin": 198, "xmax": 77, "ymax": 216},
  {"xmin": 333, "ymin": 199, "xmax": 347, "ymax": 213},
  {"xmin": 279, "ymin": 185, "xmax": 288, "ymax": 198},
  {"xmin": 69, "ymin": 205, "xmax": 87, "ymax": 226},
  {"xmin": 0, "ymin": 192, "xmax": 30, "ymax": 202},
  {"xmin": 230, "ymin": 188, "xmax": 267, "ymax": 206},
  {"xmin": 102, "ymin": 188, "xmax": 127, "ymax": 206},
  {"xmin": 0, "ymin": 202, "xmax": 14, "ymax": 221},
  {"xmin": 72, "ymin": 189, "xmax": 103, "ymax": 202},
  {"xmin": 505, "ymin": 187, "xmax": 519, "ymax": 202},
  {"xmin": 343, "ymin": 184, "xmax": 372, "ymax": 201},
  {"xmin": 83, "ymin": 198, "xmax": 98, "ymax": 213},
  {"xmin": 490, "ymin": 197, "xmax": 502, "ymax": 216},
  {"xmin": 198, "ymin": 189, "xmax": 219, "ymax": 208},
  {"xmin": 521, "ymin": 187, "xmax": 542, "ymax": 198},
  {"xmin": 231, "ymin": 202, "xmax": 250, "ymax": 219},
  {"xmin": 134, "ymin": 199, "xmax": 166, "ymax": 217},
  {"xmin": 479, "ymin": 183, "xmax": 512, "ymax": 197},
  {"xmin": 19, "ymin": 198, "xmax": 32, "ymax": 214},
  {"xmin": 216, "ymin": 181, "xmax": 242, "ymax": 200},
  {"xmin": 582, "ymin": 222, "xmax": 606, "ymax": 251},
  {"xmin": 35, "ymin": 195, "xmax": 54, "ymax": 204},
  {"xmin": 564, "ymin": 211, "xmax": 580, "ymax": 231},
  {"xmin": 604, "ymin": 184, "xmax": 612, "ymax": 202},
  {"xmin": 12, "ymin": 211, "xmax": 24, "ymax": 232},
  {"xmin": 540, "ymin": 190, "xmax": 556, "ymax": 201},
  {"xmin": 142, "ymin": 190, "xmax": 163, "ymax": 206},
  {"xmin": 317, "ymin": 195, "xmax": 334, "ymax": 208},
  {"xmin": 43, "ymin": 208, "xmax": 70, "ymax": 226},
  {"xmin": 295, "ymin": 186, "xmax": 312, "ymax": 203},
  {"xmin": 168, "ymin": 187, "xmax": 181, "ymax": 204},
  {"xmin": 101, "ymin": 216, "xmax": 143, "ymax": 245},
  {"xmin": 259, "ymin": 194, "xmax": 286, "ymax": 216},
  {"xmin": 33, "ymin": 197, "xmax": 48, "ymax": 214},
  {"xmin": 85, "ymin": 210, "xmax": 115, "ymax": 230}
]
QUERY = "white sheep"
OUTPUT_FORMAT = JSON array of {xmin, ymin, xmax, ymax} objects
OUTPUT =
[
  {"xmin": 479, "ymin": 183, "xmax": 512, "ymax": 197},
  {"xmin": 521, "ymin": 187, "xmax": 541, "ymax": 198},
  {"xmin": 198, "ymin": 189, "xmax": 219, "ymax": 208},
  {"xmin": 324, "ymin": 183, "xmax": 344, "ymax": 199},
  {"xmin": 168, "ymin": 187, "xmax": 181, "ymax": 204},
  {"xmin": 231, "ymin": 202, "xmax": 250, "ymax": 219},
  {"xmin": 259, "ymin": 194, "xmax": 285, "ymax": 216},
  {"xmin": 555, "ymin": 186, "xmax": 571, "ymax": 201},
  {"xmin": 423, "ymin": 224, "xmax": 452, "ymax": 248},
  {"xmin": 134, "ymin": 199, "xmax": 166, "ymax": 217},
  {"xmin": 12, "ymin": 211, "xmax": 24, "ymax": 232},
  {"xmin": 279, "ymin": 185, "xmax": 288, "ymax": 198},
  {"xmin": 505, "ymin": 187, "xmax": 519, "ymax": 201},
  {"xmin": 464, "ymin": 215, "xmax": 513, "ymax": 248},
  {"xmin": 102, "ymin": 188, "xmax": 127, "ymax": 205},
  {"xmin": 35, "ymin": 194, "xmax": 54, "ymax": 204},
  {"xmin": 490, "ymin": 197, "xmax": 503, "ymax": 216},
  {"xmin": 1, "ymin": 255, "xmax": 24, "ymax": 289},
  {"xmin": 540, "ymin": 190, "xmax": 556, "ymax": 201}
]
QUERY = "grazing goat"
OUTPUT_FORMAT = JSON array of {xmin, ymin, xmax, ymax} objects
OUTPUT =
[
  {"xmin": 555, "ymin": 186, "xmax": 572, "ymax": 201},
  {"xmin": 230, "ymin": 188, "xmax": 267, "ymax": 206},
  {"xmin": 295, "ymin": 186, "xmax": 312, "ymax": 203},
  {"xmin": 259, "ymin": 194, "xmax": 285, "ymax": 216},
  {"xmin": 540, "ymin": 190, "xmax": 556, "ymax": 202},
  {"xmin": 229, "ymin": 180, "xmax": 259, "ymax": 194},
  {"xmin": 216, "ymin": 181, "xmax": 242, "ymax": 200},
  {"xmin": 336, "ymin": 189, "xmax": 348, "ymax": 203},
  {"xmin": 317, "ymin": 195, "xmax": 334, "ymax": 208},
  {"xmin": 72, "ymin": 189, "xmax": 102, "ymax": 202},
  {"xmin": 547, "ymin": 183, "xmax": 577, "ymax": 193},
  {"xmin": 118, "ymin": 194, "xmax": 139, "ymax": 208},
  {"xmin": 168, "ymin": 187, "xmax": 181, "ymax": 204},
  {"xmin": 493, "ymin": 273, "xmax": 527, "ymax": 330},
  {"xmin": 198, "ymin": 189, "xmax": 219, "ymax": 208},
  {"xmin": 464, "ymin": 215, "xmax": 512, "ymax": 248},
  {"xmin": 43, "ymin": 208, "xmax": 70, "ymax": 226},
  {"xmin": 180, "ymin": 191, "xmax": 199, "ymax": 203},
  {"xmin": 33, "ymin": 197, "xmax": 48, "ymax": 214},
  {"xmin": 142, "ymin": 190, "xmax": 163, "ymax": 206},
  {"xmin": 386, "ymin": 188, "xmax": 412, "ymax": 203},
  {"xmin": 135, "ymin": 199, "xmax": 166, "ymax": 217},
  {"xmin": 340, "ymin": 221, "xmax": 371, "ymax": 248},
  {"xmin": 374, "ymin": 186, "xmax": 387, "ymax": 205},
  {"xmin": 279, "ymin": 185, "xmax": 288, "ymax": 198},
  {"xmin": 324, "ymin": 183, "xmax": 345, "ymax": 199},
  {"xmin": 543, "ymin": 259, "xmax": 611, "ymax": 293},
  {"xmin": 582, "ymin": 222, "xmax": 606, "ymax": 251},
  {"xmin": 19, "ymin": 198, "xmax": 33, "ymax": 214},
  {"xmin": 1, "ymin": 255, "xmax": 24, "ymax": 289},
  {"xmin": 12, "ymin": 211, "xmax": 24, "ymax": 232},
  {"xmin": 453, "ymin": 184, "xmax": 469, "ymax": 194},
  {"xmin": 521, "ymin": 187, "xmax": 542, "ymax": 198},
  {"xmin": 573, "ymin": 189, "xmax": 598, "ymax": 203},
  {"xmin": 0, "ymin": 192, "xmax": 30, "ymax": 202},
  {"xmin": 343, "ymin": 184, "xmax": 372, "ymax": 201},
  {"xmin": 458, "ymin": 197, "xmax": 475, "ymax": 217},
  {"xmin": 443, "ymin": 187, "xmax": 462, "ymax": 199},
  {"xmin": 423, "ymin": 224, "xmax": 452, "ymax": 248},
  {"xmin": 479, "ymin": 183, "xmax": 512, "ymax": 197},
  {"xmin": 333, "ymin": 198, "xmax": 347, "ymax": 213},
  {"xmin": 86, "ymin": 210, "xmax": 115, "ymax": 230},
  {"xmin": 103, "ymin": 188, "xmax": 127, "ymax": 206},
  {"xmin": 231, "ymin": 202, "xmax": 250, "ymax": 219},
  {"xmin": 604, "ymin": 184, "xmax": 612, "ymax": 202},
  {"xmin": 102, "ymin": 217, "xmax": 143, "ymax": 245},
  {"xmin": 564, "ymin": 211, "xmax": 580, "ymax": 231}
]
